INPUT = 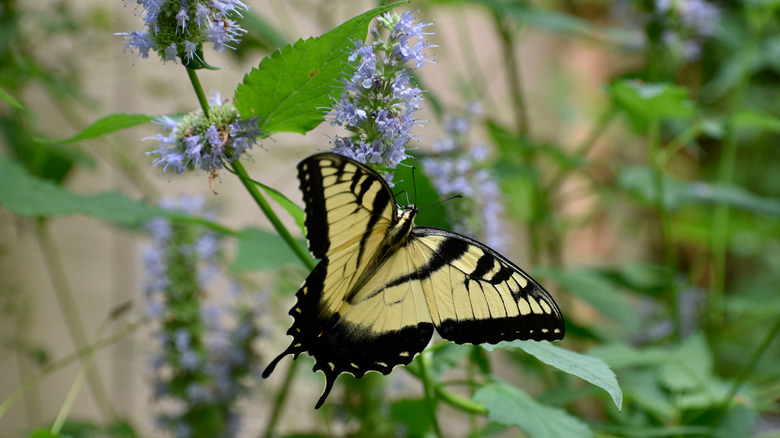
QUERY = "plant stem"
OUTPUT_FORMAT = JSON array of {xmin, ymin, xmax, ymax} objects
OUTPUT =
[
  {"xmin": 187, "ymin": 67, "xmax": 211, "ymax": 117},
  {"xmin": 230, "ymin": 161, "xmax": 315, "ymax": 270},
  {"xmin": 495, "ymin": 14, "xmax": 528, "ymax": 136},
  {"xmin": 649, "ymin": 119, "xmax": 680, "ymax": 337},
  {"xmin": 709, "ymin": 5, "xmax": 764, "ymax": 325},
  {"xmin": 0, "ymin": 317, "xmax": 140, "ymax": 421},
  {"xmin": 51, "ymin": 357, "xmax": 91, "ymax": 435},
  {"xmin": 262, "ymin": 360, "xmax": 299, "ymax": 438},
  {"xmin": 183, "ymin": 66, "xmax": 313, "ymax": 437},
  {"xmin": 716, "ymin": 315, "xmax": 780, "ymax": 421},
  {"xmin": 35, "ymin": 219, "xmax": 116, "ymax": 422},
  {"xmin": 418, "ymin": 352, "xmax": 444, "ymax": 438}
]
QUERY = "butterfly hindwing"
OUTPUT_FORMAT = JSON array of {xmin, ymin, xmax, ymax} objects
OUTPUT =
[{"xmin": 263, "ymin": 152, "xmax": 565, "ymax": 409}]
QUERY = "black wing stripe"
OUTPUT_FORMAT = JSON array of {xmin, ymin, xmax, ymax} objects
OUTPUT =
[
  {"xmin": 354, "ymin": 183, "xmax": 393, "ymax": 272},
  {"xmin": 385, "ymin": 236, "xmax": 469, "ymax": 288},
  {"xmin": 298, "ymin": 158, "xmax": 329, "ymax": 257}
]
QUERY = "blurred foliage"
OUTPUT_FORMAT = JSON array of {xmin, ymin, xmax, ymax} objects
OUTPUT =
[{"xmin": 2, "ymin": 0, "xmax": 780, "ymax": 437}]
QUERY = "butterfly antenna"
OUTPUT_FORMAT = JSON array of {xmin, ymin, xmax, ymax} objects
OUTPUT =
[
  {"xmin": 419, "ymin": 194, "xmax": 462, "ymax": 212},
  {"xmin": 410, "ymin": 165, "xmax": 418, "ymax": 206}
]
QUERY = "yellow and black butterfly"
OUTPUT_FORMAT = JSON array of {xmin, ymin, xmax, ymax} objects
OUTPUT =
[{"xmin": 263, "ymin": 152, "xmax": 564, "ymax": 408}]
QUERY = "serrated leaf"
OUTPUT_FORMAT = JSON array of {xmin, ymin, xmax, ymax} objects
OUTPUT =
[
  {"xmin": 234, "ymin": 2, "xmax": 404, "ymax": 135},
  {"xmin": 55, "ymin": 113, "xmax": 155, "ymax": 144},
  {"xmin": 232, "ymin": 227, "xmax": 310, "ymax": 272},
  {"xmin": 474, "ymin": 382, "xmax": 594, "ymax": 438},
  {"xmin": 484, "ymin": 341, "xmax": 623, "ymax": 410}
]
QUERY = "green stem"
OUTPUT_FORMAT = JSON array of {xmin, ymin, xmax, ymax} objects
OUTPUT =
[
  {"xmin": 432, "ymin": 383, "xmax": 487, "ymax": 415},
  {"xmin": 262, "ymin": 360, "xmax": 299, "ymax": 438},
  {"xmin": 649, "ymin": 119, "xmax": 680, "ymax": 337},
  {"xmin": 716, "ymin": 315, "xmax": 780, "ymax": 420},
  {"xmin": 35, "ymin": 220, "xmax": 116, "ymax": 422},
  {"xmin": 0, "ymin": 318, "xmax": 140, "ymax": 421},
  {"xmin": 51, "ymin": 357, "xmax": 90, "ymax": 434},
  {"xmin": 709, "ymin": 122, "xmax": 736, "ymax": 324},
  {"xmin": 230, "ymin": 161, "xmax": 315, "ymax": 270},
  {"xmin": 418, "ymin": 352, "xmax": 444, "ymax": 438},
  {"xmin": 494, "ymin": 14, "xmax": 528, "ymax": 136},
  {"xmin": 709, "ymin": 6, "xmax": 764, "ymax": 325},
  {"xmin": 493, "ymin": 12, "xmax": 543, "ymax": 265},
  {"xmin": 187, "ymin": 67, "xmax": 211, "ymax": 117},
  {"xmin": 183, "ymin": 67, "xmax": 313, "ymax": 438}
]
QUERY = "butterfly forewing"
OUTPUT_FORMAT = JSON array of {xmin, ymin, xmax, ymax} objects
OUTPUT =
[{"xmin": 299, "ymin": 154, "xmax": 397, "ymax": 259}]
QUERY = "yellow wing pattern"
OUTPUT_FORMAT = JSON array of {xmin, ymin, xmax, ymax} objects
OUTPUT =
[{"xmin": 263, "ymin": 153, "xmax": 565, "ymax": 409}]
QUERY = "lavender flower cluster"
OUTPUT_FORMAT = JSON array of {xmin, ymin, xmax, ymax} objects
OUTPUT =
[
  {"xmin": 143, "ymin": 195, "xmax": 261, "ymax": 438},
  {"xmin": 656, "ymin": 0, "xmax": 720, "ymax": 61},
  {"xmin": 422, "ymin": 104, "xmax": 506, "ymax": 251},
  {"xmin": 330, "ymin": 11, "xmax": 436, "ymax": 185},
  {"xmin": 147, "ymin": 93, "xmax": 260, "ymax": 177},
  {"xmin": 118, "ymin": 0, "xmax": 248, "ymax": 65}
]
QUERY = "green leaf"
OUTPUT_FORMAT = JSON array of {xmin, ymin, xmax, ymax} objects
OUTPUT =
[
  {"xmin": 54, "ymin": 113, "xmax": 155, "ymax": 144},
  {"xmin": 232, "ymin": 227, "xmax": 311, "ymax": 272},
  {"xmin": 35, "ymin": 141, "xmax": 97, "ymax": 169},
  {"xmin": 0, "ymin": 87, "xmax": 24, "ymax": 110},
  {"xmin": 234, "ymin": 2, "xmax": 404, "ymax": 135},
  {"xmin": 0, "ymin": 157, "xmax": 231, "ymax": 232},
  {"xmin": 733, "ymin": 110, "xmax": 780, "ymax": 133},
  {"xmin": 29, "ymin": 430, "xmax": 60, "ymax": 438},
  {"xmin": 619, "ymin": 370, "xmax": 677, "ymax": 420},
  {"xmin": 390, "ymin": 399, "xmax": 432, "ymax": 437},
  {"xmin": 0, "ymin": 156, "xmax": 159, "ymax": 224},
  {"xmin": 484, "ymin": 341, "xmax": 623, "ymax": 410},
  {"xmin": 587, "ymin": 343, "xmax": 677, "ymax": 369},
  {"xmin": 658, "ymin": 333, "xmax": 712, "ymax": 391},
  {"xmin": 618, "ymin": 166, "xmax": 780, "ymax": 216},
  {"xmin": 470, "ymin": 0, "xmax": 591, "ymax": 34},
  {"xmin": 252, "ymin": 179, "xmax": 305, "ymax": 234},
  {"xmin": 714, "ymin": 404, "xmax": 759, "ymax": 438},
  {"xmin": 474, "ymin": 382, "xmax": 594, "ymax": 438},
  {"xmin": 608, "ymin": 81, "xmax": 694, "ymax": 132},
  {"xmin": 539, "ymin": 267, "xmax": 638, "ymax": 329}
]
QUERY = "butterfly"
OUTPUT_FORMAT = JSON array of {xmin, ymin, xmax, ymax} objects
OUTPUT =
[{"xmin": 262, "ymin": 152, "xmax": 564, "ymax": 408}]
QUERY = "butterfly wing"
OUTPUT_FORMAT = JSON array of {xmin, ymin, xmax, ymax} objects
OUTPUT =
[
  {"xmin": 407, "ymin": 227, "xmax": 565, "ymax": 343},
  {"xmin": 262, "ymin": 153, "xmax": 435, "ymax": 408}
]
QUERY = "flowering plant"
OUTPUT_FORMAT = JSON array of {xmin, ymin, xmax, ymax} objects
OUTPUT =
[{"xmin": 4, "ymin": 1, "xmax": 775, "ymax": 438}]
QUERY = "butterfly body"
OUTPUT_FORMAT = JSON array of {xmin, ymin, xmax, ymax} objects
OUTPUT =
[{"xmin": 263, "ymin": 153, "xmax": 564, "ymax": 408}]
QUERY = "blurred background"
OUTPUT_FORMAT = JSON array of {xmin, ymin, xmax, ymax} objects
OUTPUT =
[{"xmin": 1, "ymin": 0, "xmax": 779, "ymax": 437}]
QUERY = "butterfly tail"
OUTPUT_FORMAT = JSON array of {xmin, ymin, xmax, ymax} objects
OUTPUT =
[
  {"xmin": 262, "ymin": 344, "xmax": 302, "ymax": 378},
  {"xmin": 314, "ymin": 373, "xmax": 337, "ymax": 409}
]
